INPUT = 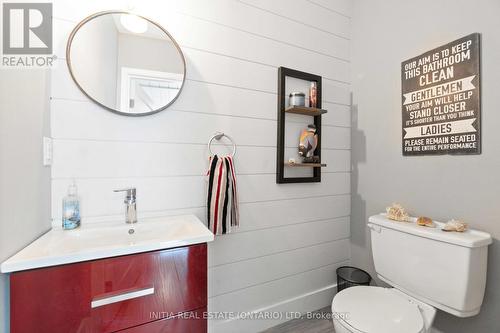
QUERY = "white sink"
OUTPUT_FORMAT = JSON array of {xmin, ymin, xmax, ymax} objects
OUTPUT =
[{"xmin": 0, "ymin": 215, "xmax": 214, "ymax": 273}]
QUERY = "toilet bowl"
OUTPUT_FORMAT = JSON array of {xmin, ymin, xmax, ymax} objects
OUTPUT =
[
  {"xmin": 331, "ymin": 286, "xmax": 436, "ymax": 333},
  {"xmin": 330, "ymin": 214, "xmax": 492, "ymax": 333}
]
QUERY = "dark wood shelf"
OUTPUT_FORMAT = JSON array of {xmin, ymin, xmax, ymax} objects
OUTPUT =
[
  {"xmin": 285, "ymin": 106, "xmax": 327, "ymax": 116},
  {"xmin": 285, "ymin": 162, "xmax": 327, "ymax": 168}
]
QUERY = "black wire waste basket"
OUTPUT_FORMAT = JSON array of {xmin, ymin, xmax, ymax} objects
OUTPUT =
[{"xmin": 336, "ymin": 266, "xmax": 372, "ymax": 292}]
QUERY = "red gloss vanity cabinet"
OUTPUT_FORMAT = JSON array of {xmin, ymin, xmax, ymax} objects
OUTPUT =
[{"xmin": 9, "ymin": 243, "xmax": 207, "ymax": 333}]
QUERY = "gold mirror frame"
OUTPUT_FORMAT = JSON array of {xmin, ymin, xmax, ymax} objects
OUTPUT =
[{"xmin": 66, "ymin": 11, "xmax": 187, "ymax": 116}]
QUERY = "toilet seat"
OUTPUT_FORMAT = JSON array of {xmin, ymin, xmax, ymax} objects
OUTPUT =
[{"xmin": 331, "ymin": 286, "xmax": 424, "ymax": 333}]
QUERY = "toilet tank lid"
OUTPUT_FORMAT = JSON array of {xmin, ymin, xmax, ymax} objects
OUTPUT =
[{"xmin": 368, "ymin": 214, "xmax": 492, "ymax": 248}]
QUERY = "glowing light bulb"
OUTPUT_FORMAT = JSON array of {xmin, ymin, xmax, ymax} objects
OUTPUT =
[{"xmin": 120, "ymin": 14, "xmax": 148, "ymax": 34}]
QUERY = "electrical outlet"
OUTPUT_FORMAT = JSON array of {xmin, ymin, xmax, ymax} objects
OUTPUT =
[{"xmin": 43, "ymin": 137, "xmax": 52, "ymax": 166}]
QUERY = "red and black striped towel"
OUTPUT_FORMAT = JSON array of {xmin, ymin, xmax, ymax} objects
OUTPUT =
[{"xmin": 206, "ymin": 155, "xmax": 239, "ymax": 235}]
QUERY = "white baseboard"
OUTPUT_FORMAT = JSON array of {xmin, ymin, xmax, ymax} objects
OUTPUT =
[{"xmin": 209, "ymin": 283, "xmax": 337, "ymax": 333}]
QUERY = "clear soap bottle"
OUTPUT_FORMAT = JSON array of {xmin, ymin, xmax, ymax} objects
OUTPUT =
[{"xmin": 62, "ymin": 182, "xmax": 81, "ymax": 230}]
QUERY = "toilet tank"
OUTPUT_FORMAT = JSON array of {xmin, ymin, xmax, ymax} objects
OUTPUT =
[{"xmin": 368, "ymin": 214, "xmax": 492, "ymax": 317}]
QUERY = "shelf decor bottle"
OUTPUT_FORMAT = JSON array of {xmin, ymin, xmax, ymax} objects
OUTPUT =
[
  {"xmin": 62, "ymin": 181, "xmax": 81, "ymax": 230},
  {"xmin": 309, "ymin": 81, "xmax": 317, "ymax": 108}
]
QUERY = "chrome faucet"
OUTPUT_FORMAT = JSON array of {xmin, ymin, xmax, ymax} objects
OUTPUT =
[{"xmin": 114, "ymin": 188, "xmax": 137, "ymax": 224}]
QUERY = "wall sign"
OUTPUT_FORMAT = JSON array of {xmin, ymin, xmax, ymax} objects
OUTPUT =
[{"xmin": 401, "ymin": 33, "xmax": 481, "ymax": 156}]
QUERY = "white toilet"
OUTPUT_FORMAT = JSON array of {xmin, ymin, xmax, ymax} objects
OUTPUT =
[{"xmin": 332, "ymin": 214, "xmax": 492, "ymax": 333}]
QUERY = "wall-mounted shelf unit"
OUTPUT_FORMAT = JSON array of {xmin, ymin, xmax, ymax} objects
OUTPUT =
[{"xmin": 277, "ymin": 67, "xmax": 326, "ymax": 184}]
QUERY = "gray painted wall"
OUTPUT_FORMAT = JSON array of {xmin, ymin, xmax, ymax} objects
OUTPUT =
[
  {"xmin": 351, "ymin": 0, "xmax": 500, "ymax": 332},
  {"xmin": 0, "ymin": 69, "xmax": 52, "ymax": 333}
]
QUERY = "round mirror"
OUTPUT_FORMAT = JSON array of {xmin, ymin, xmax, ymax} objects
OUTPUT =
[{"xmin": 66, "ymin": 11, "xmax": 186, "ymax": 116}]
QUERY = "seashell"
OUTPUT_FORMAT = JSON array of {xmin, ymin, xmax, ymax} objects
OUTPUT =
[
  {"xmin": 417, "ymin": 216, "xmax": 435, "ymax": 228},
  {"xmin": 386, "ymin": 203, "xmax": 410, "ymax": 222},
  {"xmin": 442, "ymin": 219, "xmax": 468, "ymax": 232}
]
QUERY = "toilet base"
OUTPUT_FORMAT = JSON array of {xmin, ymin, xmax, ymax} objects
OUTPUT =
[{"xmin": 332, "ymin": 318, "xmax": 362, "ymax": 333}]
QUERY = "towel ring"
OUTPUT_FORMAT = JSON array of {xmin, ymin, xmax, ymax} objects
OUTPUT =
[{"xmin": 208, "ymin": 132, "xmax": 236, "ymax": 157}]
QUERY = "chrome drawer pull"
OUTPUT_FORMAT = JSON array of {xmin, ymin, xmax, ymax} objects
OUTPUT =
[{"xmin": 91, "ymin": 287, "xmax": 155, "ymax": 308}]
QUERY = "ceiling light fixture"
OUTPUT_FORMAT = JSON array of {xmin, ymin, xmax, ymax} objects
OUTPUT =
[{"xmin": 120, "ymin": 14, "xmax": 148, "ymax": 34}]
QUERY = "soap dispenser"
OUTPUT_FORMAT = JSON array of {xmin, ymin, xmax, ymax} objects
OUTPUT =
[{"xmin": 62, "ymin": 181, "xmax": 81, "ymax": 230}]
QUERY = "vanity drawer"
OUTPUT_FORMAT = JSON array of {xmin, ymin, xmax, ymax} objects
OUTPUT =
[
  {"xmin": 90, "ymin": 244, "xmax": 207, "ymax": 332},
  {"xmin": 10, "ymin": 243, "xmax": 207, "ymax": 333}
]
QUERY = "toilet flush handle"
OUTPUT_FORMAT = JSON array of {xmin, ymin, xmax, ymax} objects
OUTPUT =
[{"xmin": 367, "ymin": 223, "xmax": 382, "ymax": 233}]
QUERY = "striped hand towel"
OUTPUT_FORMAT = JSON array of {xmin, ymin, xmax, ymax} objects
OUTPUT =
[{"xmin": 206, "ymin": 155, "xmax": 239, "ymax": 235}]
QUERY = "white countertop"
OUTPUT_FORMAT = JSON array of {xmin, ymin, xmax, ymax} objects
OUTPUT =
[{"xmin": 1, "ymin": 214, "xmax": 214, "ymax": 273}]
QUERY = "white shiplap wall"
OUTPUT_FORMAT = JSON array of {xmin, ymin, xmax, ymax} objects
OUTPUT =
[{"xmin": 50, "ymin": 0, "xmax": 352, "ymax": 332}]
